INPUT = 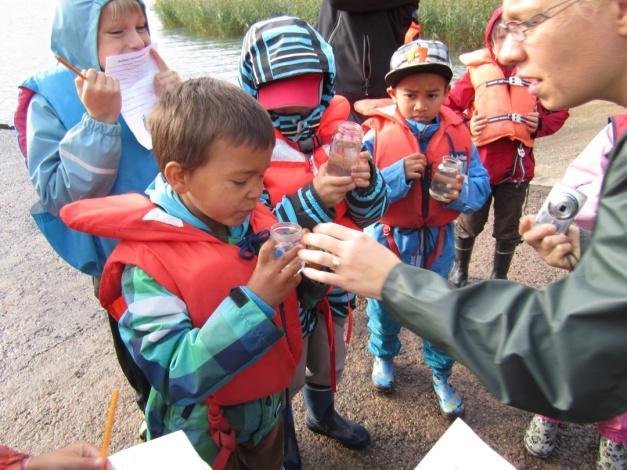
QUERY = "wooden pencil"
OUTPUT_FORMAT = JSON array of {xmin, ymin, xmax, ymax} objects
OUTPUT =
[
  {"xmin": 100, "ymin": 388, "xmax": 120, "ymax": 467},
  {"xmin": 54, "ymin": 54, "xmax": 87, "ymax": 80}
]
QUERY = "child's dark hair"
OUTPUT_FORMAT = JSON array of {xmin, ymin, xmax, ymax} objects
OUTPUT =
[{"xmin": 149, "ymin": 77, "xmax": 275, "ymax": 172}]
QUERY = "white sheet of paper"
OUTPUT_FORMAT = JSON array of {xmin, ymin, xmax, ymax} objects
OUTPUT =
[
  {"xmin": 108, "ymin": 430, "xmax": 211, "ymax": 470},
  {"xmin": 105, "ymin": 45, "xmax": 159, "ymax": 150},
  {"xmin": 415, "ymin": 418, "xmax": 515, "ymax": 470}
]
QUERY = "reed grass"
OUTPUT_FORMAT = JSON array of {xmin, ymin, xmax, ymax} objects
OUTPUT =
[{"xmin": 153, "ymin": 0, "xmax": 501, "ymax": 51}]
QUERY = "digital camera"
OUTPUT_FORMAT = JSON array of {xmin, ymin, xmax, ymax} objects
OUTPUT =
[{"xmin": 535, "ymin": 182, "xmax": 588, "ymax": 234}]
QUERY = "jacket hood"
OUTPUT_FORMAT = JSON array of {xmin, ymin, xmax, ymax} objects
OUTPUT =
[
  {"xmin": 239, "ymin": 16, "xmax": 336, "ymax": 104},
  {"xmin": 485, "ymin": 7, "xmax": 503, "ymax": 56},
  {"xmin": 484, "ymin": 7, "xmax": 509, "ymax": 72},
  {"xmin": 51, "ymin": 0, "xmax": 148, "ymax": 71}
]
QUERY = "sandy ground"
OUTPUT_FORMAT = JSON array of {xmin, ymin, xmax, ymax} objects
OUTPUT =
[{"xmin": 0, "ymin": 100, "xmax": 624, "ymax": 469}]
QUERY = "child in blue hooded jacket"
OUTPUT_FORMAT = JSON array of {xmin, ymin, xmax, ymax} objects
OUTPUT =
[{"xmin": 13, "ymin": 0, "xmax": 180, "ymax": 412}]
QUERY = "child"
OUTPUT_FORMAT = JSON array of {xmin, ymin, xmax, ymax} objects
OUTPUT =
[
  {"xmin": 353, "ymin": 39, "xmax": 491, "ymax": 416},
  {"xmin": 445, "ymin": 7, "xmax": 569, "ymax": 286},
  {"xmin": 13, "ymin": 0, "xmax": 180, "ymax": 412},
  {"xmin": 60, "ymin": 77, "xmax": 304, "ymax": 468},
  {"xmin": 239, "ymin": 16, "xmax": 389, "ymax": 464},
  {"xmin": 524, "ymin": 115, "xmax": 627, "ymax": 468}
]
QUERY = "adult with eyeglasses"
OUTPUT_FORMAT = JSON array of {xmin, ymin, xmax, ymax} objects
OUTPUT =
[{"xmin": 297, "ymin": 0, "xmax": 627, "ymax": 424}]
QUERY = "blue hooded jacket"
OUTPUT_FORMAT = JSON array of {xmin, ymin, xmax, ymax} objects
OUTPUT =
[{"xmin": 19, "ymin": 0, "xmax": 159, "ymax": 276}]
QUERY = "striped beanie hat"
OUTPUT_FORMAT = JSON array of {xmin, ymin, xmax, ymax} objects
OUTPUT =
[{"xmin": 239, "ymin": 16, "xmax": 336, "ymax": 143}]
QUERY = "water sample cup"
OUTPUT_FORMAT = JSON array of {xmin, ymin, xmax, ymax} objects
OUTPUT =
[
  {"xmin": 429, "ymin": 156, "xmax": 462, "ymax": 202},
  {"xmin": 327, "ymin": 121, "xmax": 363, "ymax": 177},
  {"xmin": 270, "ymin": 222, "xmax": 303, "ymax": 259}
]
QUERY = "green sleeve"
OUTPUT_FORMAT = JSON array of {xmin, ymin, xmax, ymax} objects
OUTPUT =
[{"xmin": 381, "ymin": 136, "xmax": 627, "ymax": 423}]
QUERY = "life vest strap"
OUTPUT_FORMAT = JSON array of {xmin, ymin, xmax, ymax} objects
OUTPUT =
[
  {"xmin": 486, "ymin": 113, "xmax": 531, "ymax": 125},
  {"xmin": 207, "ymin": 397, "xmax": 237, "ymax": 470},
  {"xmin": 484, "ymin": 76, "xmax": 531, "ymax": 88}
]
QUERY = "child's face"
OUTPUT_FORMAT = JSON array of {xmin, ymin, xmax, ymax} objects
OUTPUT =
[
  {"xmin": 97, "ymin": 3, "xmax": 150, "ymax": 69},
  {"xmin": 175, "ymin": 140, "xmax": 271, "ymax": 233},
  {"xmin": 387, "ymin": 73, "xmax": 450, "ymax": 124}
]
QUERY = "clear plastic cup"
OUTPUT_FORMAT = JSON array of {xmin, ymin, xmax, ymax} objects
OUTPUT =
[
  {"xmin": 327, "ymin": 121, "xmax": 363, "ymax": 177},
  {"xmin": 429, "ymin": 156, "xmax": 462, "ymax": 202},
  {"xmin": 270, "ymin": 222, "xmax": 303, "ymax": 259}
]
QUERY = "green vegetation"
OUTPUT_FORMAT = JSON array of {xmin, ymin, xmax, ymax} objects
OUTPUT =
[
  {"xmin": 153, "ymin": 0, "xmax": 501, "ymax": 51},
  {"xmin": 153, "ymin": 0, "xmax": 319, "ymax": 37}
]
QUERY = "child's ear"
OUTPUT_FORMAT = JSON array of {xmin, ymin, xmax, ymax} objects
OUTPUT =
[
  {"xmin": 386, "ymin": 86, "xmax": 397, "ymax": 102},
  {"xmin": 444, "ymin": 83, "xmax": 451, "ymax": 97},
  {"xmin": 163, "ymin": 162, "xmax": 189, "ymax": 194}
]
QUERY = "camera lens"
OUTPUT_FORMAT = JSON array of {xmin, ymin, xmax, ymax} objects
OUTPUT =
[{"xmin": 547, "ymin": 192, "xmax": 579, "ymax": 220}]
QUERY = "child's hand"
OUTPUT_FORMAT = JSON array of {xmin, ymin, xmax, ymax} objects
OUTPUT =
[
  {"xmin": 351, "ymin": 151, "xmax": 372, "ymax": 188},
  {"xmin": 434, "ymin": 174, "xmax": 465, "ymax": 203},
  {"xmin": 75, "ymin": 69, "xmax": 121, "ymax": 124},
  {"xmin": 403, "ymin": 151, "xmax": 427, "ymax": 180},
  {"xmin": 246, "ymin": 239, "xmax": 302, "ymax": 308},
  {"xmin": 470, "ymin": 113, "xmax": 487, "ymax": 137},
  {"xmin": 313, "ymin": 162, "xmax": 356, "ymax": 208},
  {"xmin": 526, "ymin": 111, "xmax": 540, "ymax": 133},
  {"xmin": 151, "ymin": 49, "xmax": 181, "ymax": 97}
]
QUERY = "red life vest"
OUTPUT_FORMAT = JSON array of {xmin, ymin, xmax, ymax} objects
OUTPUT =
[
  {"xmin": 264, "ymin": 95, "xmax": 360, "ymax": 230},
  {"xmin": 460, "ymin": 48, "xmax": 537, "ymax": 148},
  {"xmin": 611, "ymin": 114, "xmax": 627, "ymax": 141},
  {"xmin": 356, "ymin": 98, "xmax": 474, "ymax": 229},
  {"xmin": 60, "ymin": 194, "xmax": 303, "ymax": 469}
]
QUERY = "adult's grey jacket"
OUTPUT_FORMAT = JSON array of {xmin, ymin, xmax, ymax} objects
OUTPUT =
[
  {"xmin": 382, "ymin": 134, "xmax": 627, "ymax": 423},
  {"xmin": 316, "ymin": 0, "xmax": 418, "ymax": 105}
]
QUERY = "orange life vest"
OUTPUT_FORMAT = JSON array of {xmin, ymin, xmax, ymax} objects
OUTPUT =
[
  {"xmin": 60, "ymin": 194, "xmax": 303, "ymax": 469},
  {"xmin": 356, "ymin": 98, "xmax": 474, "ymax": 229},
  {"xmin": 264, "ymin": 95, "xmax": 360, "ymax": 230},
  {"xmin": 460, "ymin": 48, "xmax": 536, "ymax": 148}
]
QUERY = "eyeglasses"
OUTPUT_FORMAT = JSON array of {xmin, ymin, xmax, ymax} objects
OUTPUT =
[{"xmin": 498, "ymin": 0, "xmax": 580, "ymax": 43}]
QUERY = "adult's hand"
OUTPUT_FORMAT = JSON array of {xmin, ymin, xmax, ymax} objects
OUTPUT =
[
  {"xmin": 27, "ymin": 442, "xmax": 112, "ymax": 470},
  {"xmin": 520, "ymin": 214, "xmax": 581, "ymax": 270},
  {"xmin": 298, "ymin": 223, "xmax": 401, "ymax": 299}
]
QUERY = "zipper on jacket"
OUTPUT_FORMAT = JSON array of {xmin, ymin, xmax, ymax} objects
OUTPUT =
[
  {"xmin": 362, "ymin": 34, "xmax": 372, "ymax": 96},
  {"xmin": 422, "ymin": 162, "xmax": 432, "ymax": 219}
]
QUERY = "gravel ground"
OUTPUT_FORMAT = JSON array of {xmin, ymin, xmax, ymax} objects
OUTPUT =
[{"xmin": 0, "ymin": 100, "xmax": 624, "ymax": 469}]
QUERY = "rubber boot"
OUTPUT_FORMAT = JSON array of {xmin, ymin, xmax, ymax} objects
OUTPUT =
[
  {"xmin": 283, "ymin": 400, "xmax": 302, "ymax": 470},
  {"xmin": 303, "ymin": 386, "xmax": 371, "ymax": 449},
  {"xmin": 432, "ymin": 370, "xmax": 464, "ymax": 419},
  {"xmin": 371, "ymin": 357, "xmax": 394, "ymax": 393},
  {"xmin": 448, "ymin": 237, "xmax": 475, "ymax": 288},
  {"xmin": 490, "ymin": 239, "xmax": 518, "ymax": 280}
]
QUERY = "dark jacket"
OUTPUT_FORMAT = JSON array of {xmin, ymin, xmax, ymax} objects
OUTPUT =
[
  {"xmin": 316, "ymin": 0, "xmax": 418, "ymax": 106},
  {"xmin": 380, "ymin": 131, "xmax": 627, "ymax": 424}
]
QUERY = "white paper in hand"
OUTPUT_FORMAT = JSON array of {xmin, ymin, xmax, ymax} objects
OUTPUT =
[
  {"xmin": 416, "ymin": 418, "xmax": 515, "ymax": 470},
  {"xmin": 105, "ymin": 45, "xmax": 159, "ymax": 149},
  {"xmin": 108, "ymin": 430, "xmax": 211, "ymax": 470}
]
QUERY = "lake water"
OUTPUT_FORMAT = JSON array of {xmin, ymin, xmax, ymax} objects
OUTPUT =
[{"xmin": 0, "ymin": 0, "xmax": 464, "ymax": 126}]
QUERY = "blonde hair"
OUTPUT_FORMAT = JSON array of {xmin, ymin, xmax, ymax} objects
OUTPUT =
[{"xmin": 103, "ymin": 0, "xmax": 144, "ymax": 21}]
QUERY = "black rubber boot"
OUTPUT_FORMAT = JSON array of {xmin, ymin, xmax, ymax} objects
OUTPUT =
[
  {"xmin": 448, "ymin": 237, "xmax": 475, "ymax": 288},
  {"xmin": 303, "ymin": 387, "xmax": 371, "ymax": 449},
  {"xmin": 490, "ymin": 239, "xmax": 519, "ymax": 280}
]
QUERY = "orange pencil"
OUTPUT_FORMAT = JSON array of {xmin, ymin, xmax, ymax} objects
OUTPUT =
[
  {"xmin": 54, "ymin": 54, "xmax": 87, "ymax": 80},
  {"xmin": 100, "ymin": 388, "xmax": 120, "ymax": 467}
]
